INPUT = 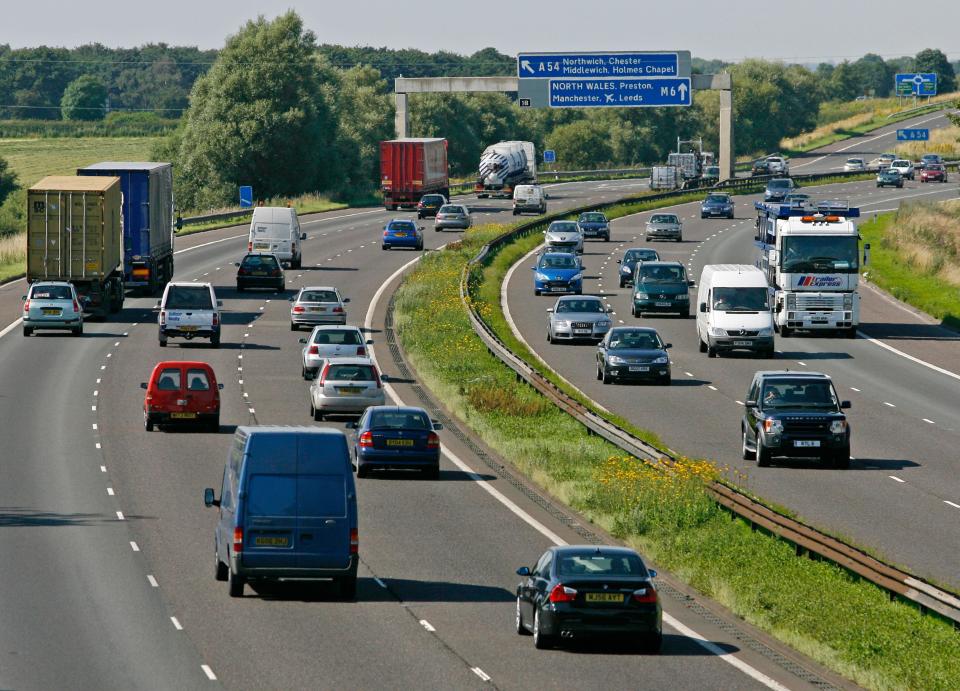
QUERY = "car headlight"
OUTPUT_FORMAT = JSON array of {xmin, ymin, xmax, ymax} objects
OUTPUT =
[
  {"xmin": 621, "ymin": 265, "xmax": 631, "ymax": 273},
  {"xmin": 608, "ymin": 355, "xmax": 626, "ymax": 365},
  {"xmin": 757, "ymin": 327, "xmax": 774, "ymax": 337},
  {"xmin": 709, "ymin": 327, "xmax": 726, "ymax": 337},
  {"xmin": 830, "ymin": 420, "xmax": 847, "ymax": 434},
  {"xmin": 570, "ymin": 273, "xmax": 583, "ymax": 282},
  {"xmin": 653, "ymin": 355, "xmax": 669, "ymax": 364},
  {"xmin": 535, "ymin": 272, "xmax": 550, "ymax": 281},
  {"xmin": 596, "ymin": 320, "xmax": 611, "ymax": 328},
  {"xmin": 635, "ymin": 292, "xmax": 650, "ymax": 300},
  {"xmin": 763, "ymin": 419, "xmax": 783, "ymax": 434},
  {"xmin": 554, "ymin": 320, "xmax": 570, "ymax": 328},
  {"xmin": 676, "ymin": 294, "xmax": 689, "ymax": 301},
  {"xmin": 843, "ymin": 294, "xmax": 853, "ymax": 309}
]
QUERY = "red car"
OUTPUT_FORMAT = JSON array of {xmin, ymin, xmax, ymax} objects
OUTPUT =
[
  {"xmin": 142, "ymin": 361, "xmax": 222, "ymax": 431},
  {"xmin": 920, "ymin": 164, "xmax": 948, "ymax": 183}
]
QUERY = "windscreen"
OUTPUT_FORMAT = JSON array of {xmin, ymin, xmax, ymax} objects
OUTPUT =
[
  {"xmin": 638, "ymin": 265, "xmax": 685, "ymax": 282},
  {"xmin": 712, "ymin": 287, "xmax": 770, "ymax": 311},
  {"xmin": 539, "ymin": 255, "xmax": 578, "ymax": 269},
  {"xmin": 761, "ymin": 380, "xmax": 838, "ymax": 409},
  {"xmin": 579, "ymin": 213, "xmax": 606, "ymax": 223},
  {"xmin": 326, "ymin": 364, "xmax": 376, "ymax": 381},
  {"xmin": 624, "ymin": 250, "xmax": 657, "ymax": 263},
  {"xmin": 650, "ymin": 214, "xmax": 678, "ymax": 224},
  {"xmin": 556, "ymin": 552, "xmax": 647, "ymax": 577},
  {"xmin": 300, "ymin": 290, "xmax": 339, "ymax": 303},
  {"xmin": 549, "ymin": 222, "xmax": 578, "ymax": 233},
  {"xmin": 782, "ymin": 236, "xmax": 858, "ymax": 273},
  {"xmin": 312, "ymin": 329, "xmax": 362, "ymax": 345},
  {"xmin": 388, "ymin": 221, "xmax": 417, "ymax": 231},
  {"xmin": 556, "ymin": 299, "xmax": 604, "ymax": 314},
  {"xmin": 30, "ymin": 285, "xmax": 73, "ymax": 300},
  {"xmin": 608, "ymin": 331, "xmax": 661, "ymax": 350},
  {"xmin": 165, "ymin": 286, "xmax": 213, "ymax": 310},
  {"xmin": 705, "ymin": 195, "xmax": 728, "ymax": 204},
  {"xmin": 768, "ymin": 179, "xmax": 791, "ymax": 189},
  {"xmin": 439, "ymin": 205, "xmax": 463, "ymax": 214},
  {"xmin": 241, "ymin": 255, "xmax": 279, "ymax": 269},
  {"xmin": 369, "ymin": 410, "xmax": 430, "ymax": 430}
]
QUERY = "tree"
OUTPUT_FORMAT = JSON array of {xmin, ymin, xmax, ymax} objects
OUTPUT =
[
  {"xmin": 545, "ymin": 119, "xmax": 613, "ymax": 169},
  {"xmin": 61, "ymin": 76, "xmax": 107, "ymax": 120},
  {"xmin": 0, "ymin": 156, "xmax": 18, "ymax": 207},
  {"xmin": 913, "ymin": 48, "xmax": 956, "ymax": 94},
  {"xmin": 170, "ymin": 12, "xmax": 337, "ymax": 209},
  {"xmin": 852, "ymin": 54, "xmax": 892, "ymax": 97},
  {"xmin": 329, "ymin": 65, "xmax": 394, "ymax": 194},
  {"xmin": 827, "ymin": 61, "xmax": 861, "ymax": 101}
]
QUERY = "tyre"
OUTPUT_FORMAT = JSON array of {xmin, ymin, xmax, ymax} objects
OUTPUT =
[
  {"xmin": 741, "ymin": 429, "xmax": 755, "ymax": 460},
  {"xmin": 208, "ymin": 415, "xmax": 220, "ymax": 433},
  {"xmin": 357, "ymin": 463, "xmax": 370, "ymax": 479},
  {"xmin": 312, "ymin": 403, "xmax": 323, "ymax": 422},
  {"xmin": 516, "ymin": 598, "xmax": 531, "ymax": 635},
  {"xmin": 764, "ymin": 348, "xmax": 775, "ymax": 359},
  {"xmin": 779, "ymin": 326, "xmax": 791, "ymax": 338},
  {"xmin": 642, "ymin": 631, "xmax": 663, "ymax": 654},
  {"xmin": 158, "ymin": 333, "xmax": 167, "ymax": 347},
  {"xmin": 339, "ymin": 576, "xmax": 357, "ymax": 600},
  {"xmin": 533, "ymin": 608, "xmax": 555, "ymax": 650},
  {"xmin": 424, "ymin": 464, "xmax": 440, "ymax": 480},
  {"xmin": 534, "ymin": 289, "xmax": 540, "ymax": 296},
  {"xmin": 546, "ymin": 331, "xmax": 552, "ymax": 343},
  {"xmin": 698, "ymin": 337, "xmax": 707, "ymax": 353},
  {"xmin": 602, "ymin": 367, "xmax": 612, "ymax": 384},
  {"xmin": 707, "ymin": 345, "xmax": 717, "ymax": 358},
  {"xmin": 144, "ymin": 411, "xmax": 154, "ymax": 432},
  {"xmin": 596, "ymin": 364, "xmax": 603, "ymax": 380},
  {"xmin": 22, "ymin": 326, "xmax": 32, "ymax": 337},
  {"xmin": 676, "ymin": 234, "xmax": 682, "ymax": 242},
  {"xmin": 382, "ymin": 245, "xmax": 389, "ymax": 251},
  {"xmin": 631, "ymin": 304, "xmax": 637, "ymax": 317},
  {"xmin": 290, "ymin": 322, "xmax": 298, "ymax": 331},
  {"xmin": 756, "ymin": 439, "xmax": 771, "ymax": 467},
  {"xmin": 833, "ymin": 449, "xmax": 851, "ymax": 470},
  {"xmin": 215, "ymin": 553, "xmax": 228, "ymax": 582},
  {"xmin": 845, "ymin": 327, "xmax": 857, "ymax": 339},
  {"xmin": 228, "ymin": 568, "xmax": 245, "ymax": 598},
  {"xmin": 619, "ymin": 278, "xmax": 626, "ymax": 288},
  {"xmin": 417, "ymin": 242, "xmax": 424, "ymax": 251},
  {"xmin": 73, "ymin": 324, "xmax": 83, "ymax": 337},
  {"xmin": 210, "ymin": 333, "xmax": 221, "ymax": 348},
  {"xmin": 236, "ymin": 284, "xmax": 244, "ymax": 292}
]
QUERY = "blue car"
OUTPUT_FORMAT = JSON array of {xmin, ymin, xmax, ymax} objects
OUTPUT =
[
  {"xmin": 700, "ymin": 193, "xmax": 734, "ymax": 219},
  {"xmin": 533, "ymin": 252, "xmax": 583, "ymax": 296},
  {"xmin": 577, "ymin": 212, "xmax": 611, "ymax": 241},
  {"xmin": 382, "ymin": 218, "xmax": 424, "ymax": 251},
  {"xmin": 349, "ymin": 406, "xmax": 443, "ymax": 479}
]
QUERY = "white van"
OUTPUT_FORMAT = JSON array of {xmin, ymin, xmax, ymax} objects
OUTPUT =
[
  {"xmin": 512, "ymin": 184, "xmax": 546, "ymax": 215},
  {"xmin": 248, "ymin": 207, "xmax": 305, "ymax": 268},
  {"xmin": 696, "ymin": 265, "xmax": 774, "ymax": 358}
]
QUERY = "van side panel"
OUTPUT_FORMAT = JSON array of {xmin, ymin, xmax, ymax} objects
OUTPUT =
[
  {"xmin": 240, "ymin": 433, "xmax": 298, "ymax": 569},
  {"xmin": 296, "ymin": 433, "xmax": 354, "ymax": 569}
]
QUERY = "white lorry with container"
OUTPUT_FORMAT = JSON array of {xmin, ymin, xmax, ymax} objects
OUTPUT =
[
  {"xmin": 695, "ymin": 264, "xmax": 775, "ymax": 358},
  {"xmin": 247, "ymin": 206, "xmax": 306, "ymax": 269},
  {"xmin": 476, "ymin": 141, "xmax": 537, "ymax": 198},
  {"xmin": 754, "ymin": 201, "xmax": 868, "ymax": 338}
]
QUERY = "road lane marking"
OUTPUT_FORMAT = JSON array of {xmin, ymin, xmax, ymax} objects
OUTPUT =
[
  {"xmin": 116, "ymin": 511, "xmax": 124, "ymax": 520},
  {"xmin": 946, "ymin": 501, "xmax": 960, "ymax": 509},
  {"xmin": 374, "ymin": 577, "xmax": 387, "ymax": 588},
  {"xmin": 419, "ymin": 619, "xmax": 436, "ymax": 632},
  {"xmin": 100, "ymin": 465, "xmax": 106, "ymax": 472},
  {"xmin": 171, "ymin": 617, "xmax": 183, "ymax": 631},
  {"xmin": 129, "ymin": 540, "xmax": 138, "ymax": 551},
  {"xmin": 857, "ymin": 330, "xmax": 960, "ymax": 383},
  {"xmin": 850, "ymin": 387, "xmax": 860, "ymax": 392},
  {"xmin": 923, "ymin": 418, "xmax": 935, "ymax": 424},
  {"xmin": 889, "ymin": 476, "xmax": 906, "ymax": 483},
  {"xmin": 708, "ymin": 385, "xmax": 718, "ymax": 391},
  {"xmin": 883, "ymin": 401, "xmax": 896, "ymax": 407},
  {"xmin": 201, "ymin": 665, "xmax": 217, "ymax": 681},
  {"xmin": 147, "ymin": 575, "xmax": 159, "ymax": 588},
  {"xmin": 471, "ymin": 667, "xmax": 492, "ymax": 682},
  {"xmin": 95, "ymin": 442, "xmax": 101, "ymax": 449},
  {"xmin": 106, "ymin": 487, "xmax": 114, "ymax": 496}
]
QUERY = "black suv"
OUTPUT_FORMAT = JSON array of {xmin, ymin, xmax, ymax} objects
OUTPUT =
[{"xmin": 741, "ymin": 371, "xmax": 851, "ymax": 468}]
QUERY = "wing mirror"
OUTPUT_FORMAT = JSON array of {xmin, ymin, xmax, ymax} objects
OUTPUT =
[
  {"xmin": 516, "ymin": 566, "xmax": 531, "ymax": 577},
  {"xmin": 431, "ymin": 420, "xmax": 444, "ymax": 430},
  {"xmin": 546, "ymin": 307, "xmax": 554, "ymax": 313},
  {"xmin": 218, "ymin": 383, "xmax": 224, "ymax": 390},
  {"xmin": 298, "ymin": 338, "xmax": 307, "ymax": 344},
  {"xmin": 217, "ymin": 300, "xmax": 223, "ymax": 307},
  {"xmin": 745, "ymin": 399, "xmax": 757, "ymax": 407},
  {"xmin": 616, "ymin": 259, "xmax": 621, "ymax": 264},
  {"xmin": 648, "ymin": 569, "xmax": 657, "ymax": 579},
  {"xmin": 419, "ymin": 226, "xmax": 425, "ymax": 231},
  {"xmin": 699, "ymin": 302, "xmax": 708, "ymax": 313},
  {"xmin": 140, "ymin": 382, "xmax": 148, "ymax": 389},
  {"xmin": 234, "ymin": 262, "xmax": 240, "ymax": 267},
  {"xmin": 288, "ymin": 296, "xmax": 295, "ymax": 302},
  {"xmin": 300, "ymin": 232, "xmax": 307, "ymax": 240},
  {"xmin": 345, "ymin": 421, "xmax": 358, "ymax": 429},
  {"xmin": 664, "ymin": 343, "xmax": 672, "ymax": 349},
  {"xmin": 366, "ymin": 339, "xmax": 373, "ymax": 345},
  {"xmin": 152, "ymin": 302, "xmax": 161, "ymax": 312},
  {"xmin": 203, "ymin": 488, "xmax": 219, "ymax": 508},
  {"xmin": 841, "ymin": 400, "xmax": 852, "ymax": 409},
  {"xmin": 343, "ymin": 298, "xmax": 351, "ymax": 303}
]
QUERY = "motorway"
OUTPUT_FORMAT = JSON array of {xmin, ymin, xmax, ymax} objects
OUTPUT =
[
  {"xmin": 0, "ymin": 107, "xmax": 953, "ymax": 689},
  {"xmin": 504, "ymin": 114, "xmax": 960, "ymax": 589}
]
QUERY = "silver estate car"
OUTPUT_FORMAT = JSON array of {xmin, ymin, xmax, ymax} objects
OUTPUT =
[
  {"xmin": 300, "ymin": 325, "xmax": 371, "ymax": 379},
  {"xmin": 645, "ymin": 213, "xmax": 682, "ymax": 242},
  {"xmin": 309, "ymin": 357, "xmax": 386, "ymax": 419},
  {"xmin": 435, "ymin": 204, "xmax": 472, "ymax": 231},
  {"xmin": 547, "ymin": 296, "xmax": 613, "ymax": 343},
  {"xmin": 22, "ymin": 281, "xmax": 84, "ymax": 336},
  {"xmin": 289, "ymin": 286, "xmax": 350, "ymax": 330}
]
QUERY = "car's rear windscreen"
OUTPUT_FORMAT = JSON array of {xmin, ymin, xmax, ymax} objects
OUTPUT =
[
  {"xmin": 301, "ymin": 290, "xmax": 338, "ymax": 303},
  {"xmin": 30, "ymin": 285, "xmax": 72, "ymax": 300},
  {"xmin": 326, "ymin": 364, "xmax": 375, "ymax": 381},
  {"xmin": 313, "ymin": 329, "xmax": 362, "ymax": 345}
]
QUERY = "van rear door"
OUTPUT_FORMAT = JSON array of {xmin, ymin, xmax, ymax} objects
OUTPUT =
[
  {"xmin": 241, "ymin": 437, "xmax": 297, "ymax": 569},
  {"xmin": 251, "ymin": 222, "xmax": 292, "ymax": 258},
  {"xmin": 297, "ymin": 434, "xmax": 352, "ymax": 569}
]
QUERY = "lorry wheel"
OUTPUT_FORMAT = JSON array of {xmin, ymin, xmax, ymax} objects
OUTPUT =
[
  {"xmin": 845, "ymin": 327, "xmax": 857, "ymax": 339},
  {"xmin": 779, "ymin": 326, "xmax": 791, "ymax": 338}
]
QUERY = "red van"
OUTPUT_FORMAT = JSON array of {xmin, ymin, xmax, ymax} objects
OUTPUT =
[{"xmin": 142, "ymin": 361, "xmax": 222, "ymax": 431}]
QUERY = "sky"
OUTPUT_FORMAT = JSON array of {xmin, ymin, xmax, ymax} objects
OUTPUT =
[{"xmin": 2, "ymin": 0, "xmax": 959, "ymax": 64}]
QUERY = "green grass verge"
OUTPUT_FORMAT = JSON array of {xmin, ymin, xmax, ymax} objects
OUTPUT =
[
  {"xmin": 393, "ymin": 213, "xmax": 960, "ymax": 689},
  {"xmin": 860, "ymin": 211, "xmax": 960, "ymax": 330},
  {"xmin": 0, "ymin": 263, "xmax": 24, "ymax": 284}
]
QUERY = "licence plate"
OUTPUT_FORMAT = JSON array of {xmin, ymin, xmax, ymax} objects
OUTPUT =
[
  {"xmin": 655, "ymin": 302, "xmax": 671, "ymax": 307},
  {"xmin": 337, "ymin": 387, "xmax": 363, "ymax": 395},
  {"xmin": 574, "ymin": 329, "xmax": 591, "ymax": 334},
  {"xmin": 254, "ymin": 536, "xmax": 289, "ymax": 547},
  {"xmin": 386, "ymin": 439, "xmax": 414, "ymax": 447},
  {"xmin": 170, "ymin": 412, "xmax": 196, "ymax": 419},
  {"xmin": 586, "ymin": 593, "xmax": 624, "ymax": 603},
  {"xmin": 42, "ymin": 308, "xmax": 60, "ymax": 315},
  {"xmin": 179, "ymin": 325, "xmax": 198, "ymax": 332},
  {"xmin": 254, "ymin": 243, "xmax": 270, "ymax": 250},
  {"xmin": 310, "ymin": 307, "xmax": 324, "ymax": 312},
  {"xmin": 733, "ymin": 340, "xmax": 753, "ymax": 346},
  {"xmin": 629, "ymin": 366, "xmax": 650, "ymax": 372},
  {"xmin": 550, "ymin": 287, "xmax": 566, "ymax": 292},
  {"xmin": 252, "ymin": 271, "xmax": 267, "ymax": 276},
  {"xmin": 794, "ymin": 440, "xmax": 820, "ymax": 448},
  {"xmin": 394, "ymin": 233, "xmax": 407, "ymax": 237}
]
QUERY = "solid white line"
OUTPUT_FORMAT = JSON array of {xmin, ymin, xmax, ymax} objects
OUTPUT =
[
  {"xmin": 170, "ymin": 617, "xmax": 183, "ymax": 630},
  {"xmin": 0, "ymin": 317, "xmax": 23, "ymax": 340},
  {"xmin": 945, "ymin": 501, "xmax": 960, "ymax": 509},
  {"xmin": 419, "ymin": 619, "xmax": 436, "ymax": 632},
  {"xmin": 471, "ymin": 667, "xmax": 492, "ymax": 682},
  {"xmin": 147, "ymin": 575, "xmax": 159, "ymax": 588},
  {"xmin": 889, "ymin": 476, "xmax": 906, "ymax": 483},
  {"xmin": 201, "ymin": 665, "xmax": 217, "ymax": 681},
  {"xmin": 363, "ymin": 242, "xmax": 792, "ymax": 690},
  {"xmin": 857, "ymin": 331, "xmax": 960, "ymax": 383}
]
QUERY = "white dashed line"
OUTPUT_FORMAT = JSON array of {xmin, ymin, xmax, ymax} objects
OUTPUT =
[
  {"xmin": 471, "ymin": 668, "xmax": 492, "ymax": 682},
  {"xmin": 129, "ymin": 540, "xmax": 138, "ymax": 551},
  {"xmin": 883, "ymin": 401, "xmax": 896, "ymax": 408},
  {"xmin": 735, "ymin": 400, "xmax": 744, "ymax": 405},
  {"xmin": 100, "ymin": 465, "xmax": 106, "ymax": 473},
  {"xmin": 171, "ymin": 617, "xmax": 183, "ymax": 631},
  {"xmin": 113, "ymin": 341, "xmax": 119, "ymax": 347},
  {"xmin": 92, "ymin": 423, "xmax": 98, "ymax": 430},
  {"xmin": 106, "ymin": 353, "xmax": 111, "ymax": 358},
  {"xmin": 107, "ymin": 487, "xmax": 114, "ymax": 496},
  {"xmin": 93, "ymin": 390, "xmax": 99, "ymax": 396},
  {"xmin": 147, "ymin": 575, "xmax": 159, "ymax": 588},
  {"xmin": 116, "ymin": 511, "xmax": 125, "ymax": 521},
  {"xmin": 96, "ymin": 378, "xmax": 101, "ymax": 384},
  {"xmin": 796, "ymin": 361, "xmax": 807, "ymax": 366},
  {"xmin": 419, "ymin": 619, "xmax": 436, "ymax": 632},
  {"xmin": 248, "ymin": 408, "xmax": 255, "ymax": 414},
  {"xmin": 708, "ymin": 385, "xmax": 718, "ymax": 391},
  {"xmin": 100, "ymin": 365, "xmax": 106, "ymax": 370},
  {"xmin": 91, "ymin": 405, "xmax": 96, "ymax": 411},
  {"xmin": 374, "ymin": 577, "xmax": 387, "ymax": 588},
  {"xmin": 889, "ymin": 476, "xmax": 906, "ymax": 483},
  {"xmin": 946, "ymin": 501, "xmax": 960, "ymax": 509},
  {"xmin": 850, "ymin": 387, "xmax": 860, "ymax": 392},
  {"xmin": 923, "ymin": 418, "xmax": 935, "ymax": 424},
  {"xmin": 95, "ymin": 442, "xmax": 101, "ymax": 450},
  {"xmin": 685, "ymin": 372, "xmax": 693, "ymax": 377}
]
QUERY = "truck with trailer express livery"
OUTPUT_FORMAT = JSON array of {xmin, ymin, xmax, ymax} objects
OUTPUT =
[{"xmin": 77, "ymin": 162, "xmax": 175, "ymax": 295}]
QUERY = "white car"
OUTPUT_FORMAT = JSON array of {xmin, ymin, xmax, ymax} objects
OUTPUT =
[
  {"xmin": 309, "ymin": 357, "xmax": 385, "ymax": 419},
  {"xmin": 300, "ymin": 325, "xmax": 371, "ymax": 379},
  {"xmin": 765, "ymin": 156, "xmax": 789, "ymax": 176},
  {"xmin": 156, "ymin": 282, "xmax": 222, "ymax": 348},
  {"xmin": 289, "ymin": 286, "xmax": 349, "ymax": 330},
  {"xmin": 843, "ymin": 158, "xmax": 865, "ymax": 172},
  {"xmin": 889, "ymin": 159, "xmax": 914, "ymax": 180},
  {"xmin": 543, "ymin": 220, "xmax": 584, "ymax": 254}
]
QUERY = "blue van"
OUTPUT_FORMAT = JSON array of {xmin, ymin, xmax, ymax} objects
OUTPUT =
[{"xmin": 203, "ymin": 426, "xmax": 359, "ymax": 599}]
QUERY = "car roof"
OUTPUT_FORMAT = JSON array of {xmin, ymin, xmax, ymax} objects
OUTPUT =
[
  {"xmin": 320, "ymin": 357, "xmax": 374, "ymax": 366},
  {"xmin": 243, "ymin": 252, "xmax": 280, "ymax": 259},
  {"xmin": 755, "ymin": 370, "xmax": 831, "ymax": 380},
  {"xmin": 152, "ymin": 360, "xmax": 215, "ymax": 370},
  {"xmin": 167, "ymin": 281, "xmax": 213, "ymax": 288},
  {"xmin": 301, "ymin": 286, "xmax": 339, "ymax": 292},
  {"xmin": 310, "ymin": 324, "xmax": 360, "ymax": 332},
  {"xmin": 388, "ymin": 218, "xmax": 416, "ymax": 223},
  {"xmin": 609, "ymin": 326, "xmax": 658, "ymax": 335},
  {"xmin": 552, "ymin": 545, "xmax": 641, "ymax": 557},
  {"xmin": 364, "ymin": 405, "xmax": 428, "ymax": 415},
  {"xmin": 638, "ymin": 260, "xmax": 683, "ymax": 268},
  {"xmin": 557, "ymin": 294, "xmax": 601, "ymax": 302},
  {"xmin": 31, "ymin": 280, "xmax": 73, "ymax": 287}
]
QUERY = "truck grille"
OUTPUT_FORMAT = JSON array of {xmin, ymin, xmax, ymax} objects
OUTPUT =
[
  {"xmin": 783, "ymin": 418, "xmax": 830, "ymax": 434},
  {"xmin": 797, "ymin": 294, "xmax": 843, "ymax": 310},
  {"xmin": 725, "ymin": 329, "xmax": 759, "ymax": 337}
]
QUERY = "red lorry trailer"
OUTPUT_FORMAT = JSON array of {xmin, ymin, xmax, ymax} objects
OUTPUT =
[{"xmin": 380, "ymin": 138, "xmax": 449, "ymax": 210}]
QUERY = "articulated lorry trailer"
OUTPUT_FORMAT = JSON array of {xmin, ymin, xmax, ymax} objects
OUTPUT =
[
  {"xmin": 475, "ymin": 141, "xmax": 536, "ymax": 198},
  {"xmin": 380, "ymin": 138, "xmax": 449, "ymax": 210},
  {"xmin": 78, "ymin": 162, "xmax": 175, "ymax": 295},
  {"xmin": 754, "ymin": 200, "xmax": 868, "ymax": 338},
  {"xmin": 27, "ymin": 176, "xmax": 125, "ymax": 318}
]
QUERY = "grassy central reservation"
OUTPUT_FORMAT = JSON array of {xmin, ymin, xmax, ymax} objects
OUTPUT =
[{"xmin": 392, "ymin": 194, "xmax": 960, "ymax": 689}]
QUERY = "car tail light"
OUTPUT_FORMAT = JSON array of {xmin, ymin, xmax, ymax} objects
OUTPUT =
[
  {"xmin": 22, "ymin": 299, "xmax": 29, "ymax": 312},
  {"xmin": 356, "ymin": 347, "xmax": 366, "ymax": 356},
  {"xmin": 160, "ymin": 311, "xmax": 166, "ymax": 326},
  {"xmin": 358, "ymin": 431, "xmax": 373, "ymax": 448},
  {"xmin": 212, "ymin": 312, "xmax": 219, "ymax": 327},
  {"xmin": 292, "ymin": 306, "xmax": 305, "ymax": 313},
  {"xmin": 549, "ymin": 583, "xmax": 577, "ymax": 603},
  {"xmin": 308, "ymin": 345, "xmax": 319, "ymax": 355},
  {"xmin": 272, "ymin": 269, "xmax": 282, "ymax": 276},
  {"xmin": 238, "ymin": 267, "xmax": 248, "ymax": 275},
  {"xmin": 247, "ymin": 241, "xmax": 252, "ymax": 251},
  {"xmin": 332, "ymin": 306, "xmax": 344, "ymax": 313},
  {"xmin": 373, "ymin": 368, "xmax": 382, "ymax": 389},
  {"xmin": 383, "ymin": 230, "xmax": 389, "ymax": 237},
  {"xmin": 427, "ymin": 432, "xmax": 440, "ymax": 449},
  {"xmin": 349, "ymin": 527, "xmax": 359, "ymax": 555},
  {"xmin": 233, "ymin": 527, "xmax": 243, "ymax": 553},
  {"xmin": 72, "ymin": 299, "xmax": 80, "ymax": 313},
  {"xmin": 633, "ymin": 586, "xmax": 658, "ymax": 604},
  {"xmin": 318, "ymin": 362, "xmax": 330, "ymax": 384}
]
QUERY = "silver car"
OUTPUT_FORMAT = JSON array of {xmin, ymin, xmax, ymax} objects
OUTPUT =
[
  {"xmin": 22, "ymin": 281, "xmax": 84, "ymax": 336},
  {"xmin": 547, "ymin": 296, "xmax": 613, "ymax": 343},
  {"xmin": 645, "ymin": 213, "xmax": 682, "ymax": 242},
  {"xmin": 843, "ymin": 158, "xmax": 865, "ymax": 172},
  {"xmin": 544, "ymin": 220, "xmax": 584, "ymax": 254},
  {"xmin": 435, "ymin": 204, "xmax": 472, "ymax": 231},
  {"xmin": 309, "ymin": 357, "xmax": 386, "ymax": 419},
  {"xmin": 289, "ymin": 286, "xmax": 349, "ymax": 330},
  {"xmin": 299, "ymin": 325, "xmax": 371, "ymax": 379}
]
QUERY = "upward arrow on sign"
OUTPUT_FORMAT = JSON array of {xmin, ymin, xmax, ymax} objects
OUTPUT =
[{"xmin": 678, "ymin": 83, "xmax": 688, "ymax": 99}]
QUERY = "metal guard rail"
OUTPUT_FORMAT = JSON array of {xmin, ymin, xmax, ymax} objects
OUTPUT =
[{"xmin": 456, "ymin": 171, "xmax": 960, "ymax": 628}]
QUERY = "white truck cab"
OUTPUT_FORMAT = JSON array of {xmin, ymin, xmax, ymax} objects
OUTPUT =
[
  {"xmin": 696, "ymin": 264, "xmax": 774, "ymax": 358},
  {"xmin": 248, "ymin": 207, "xmax": 305, "ymax": 268}
]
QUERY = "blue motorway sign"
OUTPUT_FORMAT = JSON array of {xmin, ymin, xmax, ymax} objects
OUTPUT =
[
  {"xmin": 239, "ymin": 185, "xmax": 253, "ymax": 208},
  {"xmin": 543, "ymin": 149, "xmax": 556, "ymax": 163},
  {"xmin": 549, "ymin": 78, "xmax": 691, "ymax": 108},
  {"xmin": 897, "ymin": 128, "xmax": 929, "ymax": 141},
  {"xmin": 895, "ymin": 73, "xmax": 938, "ymax": 96},
  {"xmin": 518, "ymin": 52, "xmax": 688, "ymax": 79}
]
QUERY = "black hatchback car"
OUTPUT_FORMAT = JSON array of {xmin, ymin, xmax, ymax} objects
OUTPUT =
[
  {"xmin": 596, "ymin": 327, "xmax": 671, "ymax": 384},
  {"xmin": 236, "ymin": 253, "xmax": 284, "ymax": 291},
  {"xmin": 741, "ymin": 371, "xmax": 852, "ymax": 469},
  {"xmin": 515, "ymin": 545, "xmax": 661, "ymax": 651},
  {"xmin": 416, "ymin": 193, "xmax": 447, "ymax": 219}
]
